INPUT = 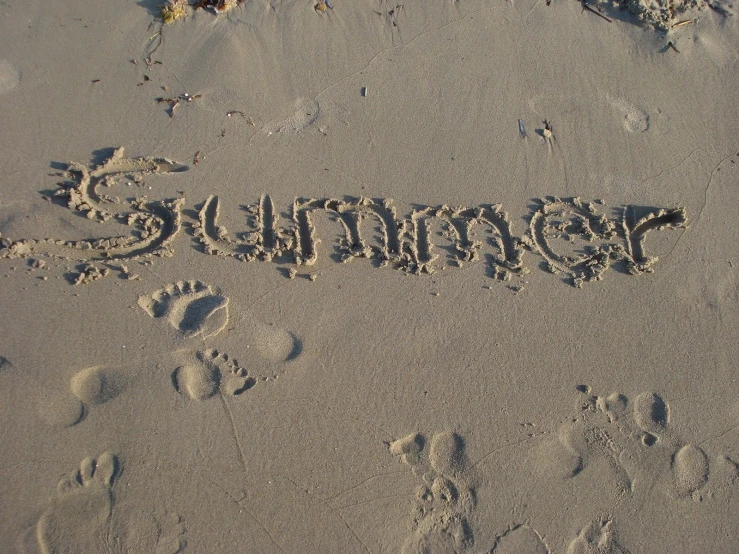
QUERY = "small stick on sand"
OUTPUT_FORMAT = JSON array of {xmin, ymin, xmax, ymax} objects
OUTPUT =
[
  {"xmin": 667, "ymin": 41, "xmax": 680, "ymax": 53},
  {"xmin": 581, "ymin": 2, "xmax": 612, "ymax": 23},
  {"xmin": 671, "ymin": 19, "xmax": 693, "ymax": 29},
  {"xmin": 518, "ymin": 119, "xmax": 528, "ymax": 139}
]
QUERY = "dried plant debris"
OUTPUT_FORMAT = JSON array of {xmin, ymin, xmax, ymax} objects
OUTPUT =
[
  {"xmin": 592, "ymin": 0, "xmax": 706, "ymax": 30},
  {"xmin": 315, "ymin": 0, "xmax": 335, "ymax": 12},
  {"xmin": 623, "ymin": 0, "xmax": 700, "ymax": 29},
  {"xmin": 194, "ymin": 0, "xmax": 244, "ymax": 13},
  {"xmin": 585, "ymin": 0, "xmax": 733, "ymax": 30},
  {"xmin": 160, "ymin": 0, "xmax": 188, "ymax": 24},
  {"xmin": 156, "ymin": 93, "xmax": 202, "ymax": 118}
]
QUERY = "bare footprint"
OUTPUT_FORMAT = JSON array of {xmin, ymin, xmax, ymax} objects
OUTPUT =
[
  {"xmin": 570, "ymin": 386, "xmax": 711, "ymax": 501},
  {"xmin": 390, "ymin": 431, "xmax": 476, "ymax": 554},
  {"xmin": 38, "ymin": 365, "xmax": 123, "ymax": 428},
  {"xmin": 20, "ymin": 452, "xmax": 119, "ymax": 554},
  {"xmin": 491, "ymin": 524, "xmax": 550, "ymax": 554},
  {"xmin": 533, "ymin": 434, "xmax": 583, "ymax": 481},
  {"xmin": 566, "ymin": 519, "xmax": 630, "ymax": 554},
  {"xmin": 173, "ymin": 348, "xmax": 256, "ymax": 401},
  {"xmin": 264, "ymin": 97, "xmax": 349, "ymax": 136},
  {"xmin": 605, "ymin": 94, "xmax": 649, "ymax": 133},
  {"xmin": 632, "ymin": 392, "xmax": 670, "ymax": 436},
  {"xmin": 628, "ymin": 392, "xmax": 710, "ymax": 499},
  {"xmin": 37, "ymin": 389, "xmax": 85, "ymax": 428},
  {"xmin": 672, "ymin": 444, "xmax": 709, "ymax": 499},
  {"xmin": 20, "ymin": 454, "xmax": 187, "ymax": 554},
  {"xmin": 389, "ymin": 432, "xmax": 425, "ymax": 466},
  {"xmin": 534, "ymin": 399, "xmax": 633, "ymax": 499},
  {"xmin": 138, "ymin": 280, "xmax": 229, "ymax": 340},
  {"xmin": 112, "ymin": 505, "xmax": 187, "ymax": 554},
  {"xmin": 249, "ymin": 321, "xmax": 302, "ymax": 363}
]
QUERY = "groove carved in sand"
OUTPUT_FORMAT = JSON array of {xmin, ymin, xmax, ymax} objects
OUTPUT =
[
  {"xmin": 0, "ymin": 147, "xmax": 186, "ymax": 262},
  {"xmin": 0, "ymin": 150, "xmax": 687, "ymax": 286}
]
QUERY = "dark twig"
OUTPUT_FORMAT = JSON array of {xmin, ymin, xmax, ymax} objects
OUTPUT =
[{"xmin": 581, "ymin": 2, "xmax": 612, "ymax": 22}]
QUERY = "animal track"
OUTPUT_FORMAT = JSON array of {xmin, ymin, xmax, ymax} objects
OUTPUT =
[
  {"xmin": 389, "ymin": 431, "xmax": 476, "ymax": 554},
  {"xmin": 138, "ymin": 280, "xmax": 229, "ymax": 339}
]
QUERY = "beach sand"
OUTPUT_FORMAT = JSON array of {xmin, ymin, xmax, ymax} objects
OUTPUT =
[{"xmin": 1, "ymin": 1, "xmax": 738, "ymax": 552}]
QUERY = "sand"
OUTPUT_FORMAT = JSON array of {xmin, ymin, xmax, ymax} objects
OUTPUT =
[{"xmin": 0, "ymin": 0, "xmax": 737, "ymax": 553}]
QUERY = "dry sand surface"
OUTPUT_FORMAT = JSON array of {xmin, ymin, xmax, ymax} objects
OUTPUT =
[{"xmin": 1, "ymin": 0, "xmax": 738, "ymax": 553}]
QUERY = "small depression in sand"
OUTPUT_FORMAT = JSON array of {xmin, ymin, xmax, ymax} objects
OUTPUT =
[
  {"xmin": 250, "ymin": 322, "xmax": 302, "ymax": 362},
  {"xmin": 0, "ymin": 60, "xmax": 20, "ymax": 95}
]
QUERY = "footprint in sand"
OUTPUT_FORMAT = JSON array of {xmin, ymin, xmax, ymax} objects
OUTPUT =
[
  {"xmin": 21, "ymin": 452, "xmax": 119, "ymax": 554},
  {"xmin": 38, "ymin": 365, "xmax": 124, "ymax": 428},
  {"xmin": 138, "ymin": 281, "xmax": 302, "ymax": 362},
  {"xmin": 173, "ymin": 348, "xmax": 256, "ymax": 401},
  {"xmin": 39, "ymin": 282, "xmax": 302, "ymax": 422},
  {"xmin": 172, "ymin": 326, "xmax": 304, "ymax": 402},
  {"xmin": 566, "ymin": 519, "xmax": 630, "ymax": 554},
  {"xmin": 138, "ymin": 280, "xmax": 229, "ymax": 340},
  {"xmin": 534, "ymin": 392, "xmax": 632, "ymax": 497},
  {"xmin": 264, "ymin": 97, "xmax": 349, "ymax": 136},
  {"xmin": 537, "ymin": 386, "xmax": 712, "ymax": 502},
  {"xmin": 0, "ymin": 59, "xmax": 21, "ymax": 95},
  {"xmin": 491, "ymin": 524, "xmax": 550, "ymax": 554},
  {"xmin": 628, "ymin": 391, "xmax": 709, "ymax": 499},
  {"xmin": 20, "ymin": 453, "xmax": 186, "ymax": 554},
  {"xmin": 632, "ymin": 391, "xmax": 670, "ymax": 441},
  {"xmin": 605, "ymin": 95, "xmax": 650, "ymax": 133},
  {"xmin": 528, "ymin": 93, "xmax": 649, "ymax": 135},
  {"xmin": 389, "ymin": 431, "xmax": 476, "ymax": 554}
]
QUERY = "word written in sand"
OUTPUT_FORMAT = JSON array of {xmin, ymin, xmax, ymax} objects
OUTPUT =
[{"xmin": 0, "ymin": 148, "xmax": 687, "ymax": 287}]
